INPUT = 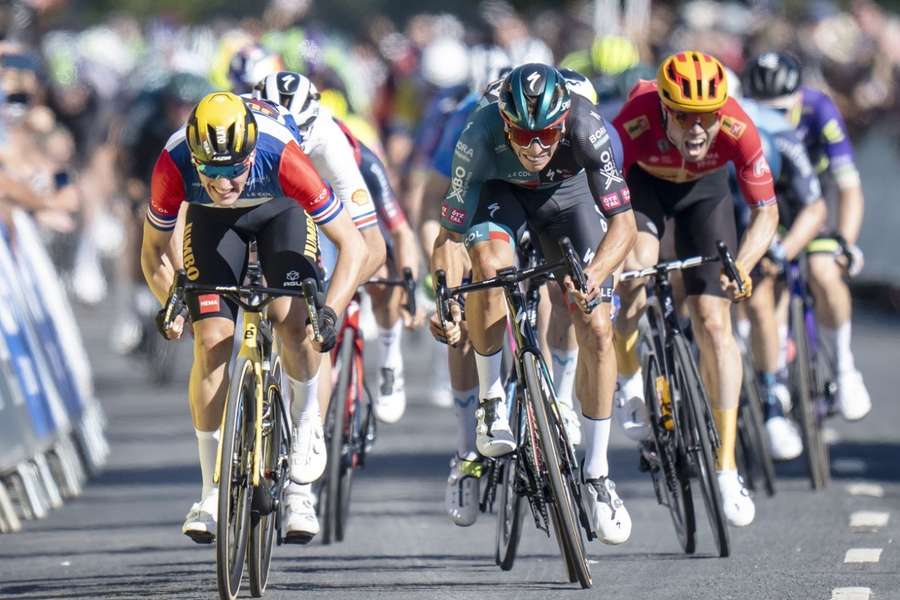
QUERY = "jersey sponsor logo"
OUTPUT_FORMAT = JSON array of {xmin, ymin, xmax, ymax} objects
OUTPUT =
[
  {"xmin": 284, "ymin": 270, "xmax": 302, "ymax": 287},
  {"xmin": 590, "ymin": 111, "xmax": 604, "ymax": 122},
  {"xmin": 488, "ymin": 203, "xmax": 500, "ymax": 218},
  {"xmin": 589, "ymin": 126, "xmax": 609, "ymax": 149},
  {"xmin": 822, "ymin": 119, "xmax": 845, "ymax": 144},
  {"xmin": 351, "ymin": 188, "xmax": 370, "ymax": 205},
  {"xmin": 198, "ymin": 294, "xmax": 220, "ymax": 314},
  {"xmin": 447, "ymin": 165, "xmax": 468, "ymax": 206},
  {"xmin": 304, "ymin": 213, "xmax": 318, "ymax": 260},
  {"xmin": 600, "ymin": 192, "xmax": 622, "ymax": 211},
  {"xmin": 623, "ymin": 115, "xmax": 650, "ymax": 139},
  {"xmin": 753, "ymin": 156, "xmax": 771, "ymax": 177},
  {"xmin": 182, "ymin": 222, "xmax": 201, "ymax": 281},
  {"xmin": 454, "ymin": 141, "xmax": 474, "ymax": 162},
  {"xmin": 599, "ymin": 149, "xmax": 623, "ymax": 189},
  {"xmin": 247, "ymin": 98, "xmax": 279, "ymax": 119},
  {"xmin": 583, "ymin": 247, "xmax": 595, "ymax": 264},
  {"xmin": 720, "ymin": 116, "xmax": 747, "ymax": 140},
  {"xmin": 447, "ymin": 208, "xmax": 467, "ymax": 225},
  {"xmin": 621, "ymin": 188, "xmax": 631, "ymax": 204}
]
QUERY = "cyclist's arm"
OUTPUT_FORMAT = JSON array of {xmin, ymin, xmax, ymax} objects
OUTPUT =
[
  {"xmin": 774, "ymin": 131, "xmax": 826, "ymax": 260},
  {"xmin": 319, "ymin": 210, "xmax": 366, "ymax": 316},
  {"xmin": 140, "ymin": 221, "xmax": 178, "ymax": 305},
  {"xmin": 732, "ymin": 121, "xmax": 779, "ymax": 273},
  {"xmin": 817, "ymin": 94, "xmax": 864, "ymax": 244},
  {"xmin": 142, "ymin": 150, "xmax": 185, "ymax": 304}
]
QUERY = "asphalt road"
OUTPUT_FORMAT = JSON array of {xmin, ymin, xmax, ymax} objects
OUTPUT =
[{"xmin": 1, "ymin": 304, "xmax": 899, "ymax": 600}]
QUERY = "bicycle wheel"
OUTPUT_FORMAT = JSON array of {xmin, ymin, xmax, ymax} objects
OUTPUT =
[
  {"xmin": 671, "ymin": 336, "xmax": 730, "ymax": 558},
  {"xmin": 736, "ymin": 351, "xmax": 776, "ymax": 497},
  {"xmin": 248, "ymin": 355, "xmax": 286, "ymax": 597},
  {"xmin": 496, "ymin": 387, "xmax": 525, "ymax": 570},
  {"xmin": 643, "ymin": 348, "xmax": 696, "ymax": 554},
  {"xmin": 322, "ymin": 331, "xmax": 353, "ymax": 544},
  {"xmin": 790, "ymin": 296, "xmax": 828, "ymax": 490},
  {"xmin": 336, "ymin": 344, "xmax": 365, "ymax": 542},
  {"xmin": 217, "ymin": 358, "xmax": 255, "ymax": 600},
  {"xmin": 523, "ymin": 352, "xmax": 592, "ymax": 588}
]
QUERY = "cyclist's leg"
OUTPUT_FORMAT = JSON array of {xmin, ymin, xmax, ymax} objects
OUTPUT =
[
  {"xmin": 673, "ymin": 173, "xmax": 754, "ymax": 527},
  {"xmin": 464, "ymin": 181, "xmax": 525, "ymax": 457}
]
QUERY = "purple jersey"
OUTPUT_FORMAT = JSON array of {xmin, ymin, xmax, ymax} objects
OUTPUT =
[{"xmin": 795, "ymin": 86, "xmax": 857, "ymax": 183}]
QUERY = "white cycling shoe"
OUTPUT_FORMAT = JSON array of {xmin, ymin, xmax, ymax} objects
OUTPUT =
[
  {"xmin": 771, "ymin": 381, "xmax": 792, "ymax": 414},
  {"xmin": 291, "ymin": 418, "xmax": 326, "ymax": 484},
  {"xmin": 374, "ymin": 367, "xmax": 407, "ymax": 424},
  {"xmin": 717, "ymin": 470, "xmax": 755, "ymax": 527},
  {"xmin": 445, "ymin": 453, "xmax": 482, "ymax": 527},
  {"xmin": 182, "ymin": 489, "xmax": 218, "ymax": 544},
  {"xmin": 557, "ymin": 399, "xmax": 582, "ymax": 447},
  {"xmin": 475, "ymin": 397, "xmax": 516, "ymax": 458},
  {"xmin": 765, "ymin": 416, "xmax": 803, "ymax": 461},
  {"xmin": 614, "ymin": 372, "xmax": 650, "ymax": 442},
  {"xmin": 583, "ymin": 476, "xmax": 631, "ymax": 544},
  {"xmin": 837, "ymin": 369, "xmax": 872, "ymax": 421},
  {"xmin": 283, "ymin": 484, "xmax": 319, "ymax": 544}
]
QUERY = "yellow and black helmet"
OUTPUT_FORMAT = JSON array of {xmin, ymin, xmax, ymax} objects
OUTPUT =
[
  {"xmin": 186, "ymin": 92, "xmax": 258, "ymax": 164},
  {"xmin": 656, "ymin": 51, "xmax": 728, "ymax": 112}
]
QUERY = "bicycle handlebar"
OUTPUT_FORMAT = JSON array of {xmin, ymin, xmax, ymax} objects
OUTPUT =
[
  {"xmin": 619, "ymin": 240, "xmax": 744, "ymax": 294},
  {"xmin": 365, "ymin": 267, "xmax": 416, "ymax": 319}
]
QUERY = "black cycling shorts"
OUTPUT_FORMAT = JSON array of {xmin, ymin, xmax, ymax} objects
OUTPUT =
[
  {"xmin": 465, "ymin": 171, "xmax": 613, "ymax": 301},
  {"xmin": 626, "ymin": 165, "xmax": 737, "ymax": 298},
  {"xmin": 182, "ymin": 197, "xmax": 320, "ymax": 322}
]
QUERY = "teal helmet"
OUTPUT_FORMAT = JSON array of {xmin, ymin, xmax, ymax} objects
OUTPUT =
[{"xmin": 498, "ymin": 63, "xmax": 571, "ymax": 130}]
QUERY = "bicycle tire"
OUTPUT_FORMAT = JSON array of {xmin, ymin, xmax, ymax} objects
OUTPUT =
[
  {"xmin": 336, "ymin": 344, "xmax": 364, "ymax": 542},
  {"xmin": 523, "ymin": 352, "xmax": 592, "ymax": 588},
  {"xmin": 672, "ymin": 336, "xmax": 730, "ymax": 558},
  {"xmin": 217, "ymin": 357, "xmax": 255, "ymax": 600},
  {"xmin": 322, "ymin": 332, "xmax": 353, "ymax": 544},
  {"xmin": 737, "ymin": 352, "xmax": 776, "ymax": 497},
  {"xmin": 790, "ymin": 296, "xmax": 828, "ymax": 490},
  {"xmin": 496, "ymin": 387, "xmax": 526, "ymax": 570},
  {"xmin": 643, "ymin": 347, "xmax": 696, "ymax": 554},
  {"xmin": 248, "ymin": 355, "xmax": 285, "ymax": 597}
]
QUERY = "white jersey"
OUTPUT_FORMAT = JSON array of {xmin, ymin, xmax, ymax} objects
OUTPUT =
[{"xmin": 244, "ymin": 95, "xmax": 378, "ymax": 231}]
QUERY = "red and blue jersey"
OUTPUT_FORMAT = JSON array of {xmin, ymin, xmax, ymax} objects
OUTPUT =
[{"xmin": 147, "ymin": 112, "xmax": 341, "ymax": 232}]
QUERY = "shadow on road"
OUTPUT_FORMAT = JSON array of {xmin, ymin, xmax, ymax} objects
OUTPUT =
[{"xmin": 774, "ymin": 440, "xmax": 900, "ymax": 484}]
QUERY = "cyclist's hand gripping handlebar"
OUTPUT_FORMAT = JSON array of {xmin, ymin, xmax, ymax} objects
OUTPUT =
[
  {"xmin": 156, "ymin": 269, "xmax": 188, "ymax": 340},
  {"xmin": 401, "ymin": 267, "xmax": 417, "ymax": 325},
  {"xmin": 717, "ymin": 240, "xmax": 752, "ymax": 301},
  {"xmin": 430, "ymin": 270, "xmax": 461, "ymax": 346},
  {"xmin": 560, "ymin": 237, "xmax": 598, "ymax": 314},
  {"xmin": 302, "ymin": 278, "xmax": 337, "ymax": 353}
]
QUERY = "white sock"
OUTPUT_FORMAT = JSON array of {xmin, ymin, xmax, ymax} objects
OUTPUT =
[
  {"xmin": 551, "ymin": 347, "xmax": 578, "ymax": 409},
  {"xmin": 287, "ymin": 372, "xmax": 320, "ymax": 426},
  {"xmin": 453, "ymin": 386, "xmax": 479, "ymax": 456},
  {"xmin": 196, "ymin": 429, "xmax": 220, "ymax": 498},
  {"xmin": 475, "ymin": 350, "xmax": 504, "ymax": 402},
  {"xmin": 617, "ymin": 369, "xmax": 643, "ymax": 391},
  {"xmin": 582, "ymin": 417, "xmax": 611, "ymax": 479},
  {"xmin": 378, "ymin": 320, "xmax": 403, "ymax": 371},
  {"xmin": 822, "ymin": 322, "xmax": 855, "ymax": 374},
  {"xmin": 776, "ymin": 324, "xmax": 789, "ymax": 372}
]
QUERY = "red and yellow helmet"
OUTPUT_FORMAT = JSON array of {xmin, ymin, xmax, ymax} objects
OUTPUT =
[{"xmin": 656, "ymin": 51, "xmax": 728, "ymax": 112}]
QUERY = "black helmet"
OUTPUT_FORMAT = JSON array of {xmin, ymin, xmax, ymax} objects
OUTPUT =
[{"xmin": 741, "ymin": 52, "xmax": 802, "ymax": 99}]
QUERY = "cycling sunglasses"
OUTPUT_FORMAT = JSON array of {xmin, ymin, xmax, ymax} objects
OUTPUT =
[
  {"xmin": 194, "ymin": 158, "xmax": 251, "ymax": 179},
  {"xmin": 505, "ymin": 122, "xmax": 564, "ymax": 149},
  {"xmin": 664, "ymin": 106, "xmax": 721, "ymax": 130}
]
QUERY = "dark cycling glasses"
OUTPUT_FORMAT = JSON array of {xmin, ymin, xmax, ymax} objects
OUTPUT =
[
  {"xmin": 194, "ymin": 159, "xmax": 251, "ymax": 179},
  {"xmin": 505, "ymin": 122, "xmax": 564, "ymax": 149},
  {"xmin": 664, "ymin": 106, "xmax": 720, "ymax": 130}
]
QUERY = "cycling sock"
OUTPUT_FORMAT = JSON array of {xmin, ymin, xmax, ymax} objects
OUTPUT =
[
  {"xmin": 757, "ymin": 371, "xmax": 784, "ymax": 420},
  {"xmin": 195, "ymin": 428, "xmax": 220, "ymax": 498},
  {"xmin": 776, "ymin": 324, "xmax": 789, "ymax": 372},
  {"xmin": 452, "ymin": 386, "xmax": 479, "ymax": 456},
  {"xmin": 613, "ymin": 329, "xmax": 640, "ymax": 377},
  {"xmin": 712, "ymin": 407, "xmax": 738, "ymax": 471},
  {"xmin": 287, "ymin": 372, "xmax": 320, "ymax": 425},
  {"xmin": 582, "ymin": 416, "xmax": 611, "ymax": 479},
  {"xmin": 378, "ymin": 320, "xmax": 403, "ymax": 370},
  {"xmin": 550, "ymin": 347, "xmax": 578, "ymax": 409},
  {"xmin": 475, "ymin": 349, "xmax": 504, "ymax": 402},
  {"xmin": 822, "ymin": 322, "xmax": 855, "ymax": 374}
]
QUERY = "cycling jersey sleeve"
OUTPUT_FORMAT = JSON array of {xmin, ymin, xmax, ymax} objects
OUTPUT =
[
  {"xmin": 570, "ymin": 102, "xmax": 632, "ymax": 217},
  {"xmin": 359, "ymin": 143, "xmax": 407, "ymax": 232},
  {"xmin": 147, "ymin": 150, "xmax": 186, "ymax": 231},
  {"xmin": 439, "ymin": 115, "xmax": 492, "ymax": 234},
  {"xmin": 305, "ymin": 115, "xmax": 378, "ymax": 230},
  {"xmin": 812, "ymin": 91, "xmax": 859, "ymax": 187},
  {"xmin": 726, "ymin": 104, "xmax": 777, "ymax": 208},
  {"xmin": 277, "ymin": 140, "xmax": 342, "ymax": 225},
  {"xmin": 774, "ymin": 130, "xmax": 821, "ymax": 207}
]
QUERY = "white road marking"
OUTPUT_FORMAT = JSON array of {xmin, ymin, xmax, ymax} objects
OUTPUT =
[
  {"xmin": 846, "ymin": 483, "xmax": 885, "ymax": 498},
  {"xmin": 831, "ymin": 587, "xmax": 872, "ymax": 600},
  {"xmin": 843, "ymin": 548, "xmax": 882, "ymax": 563},
  {"xmin": 850, "ymin": 511, "xmax": 890, "ymax": 529},
  {"xmin": 833, "ymin": 458, "xmax": 867, "ymax": 474}
]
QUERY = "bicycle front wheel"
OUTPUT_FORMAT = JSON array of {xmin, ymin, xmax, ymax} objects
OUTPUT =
[
  {"xmin": 217, "ymin": 357, "xmax": 255, "ymax": 600},
  {"xmin": 322, "ymin": 332, "xmax": 353, "ymax": 544},
  {"xmin": 672, "ymin": 336, "xmax": 730, "ymax": 558},
  {"xmin": 248, "ymin": 355, "xmax": 286, "ymax": 597},
  {"xmin": 523, "ymin": 352, "xmax": 591, "ymax": 588}
]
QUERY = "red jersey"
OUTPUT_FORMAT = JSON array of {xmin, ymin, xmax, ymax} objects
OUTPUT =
[{"xmin": 612, "ymin": 81, "xmax": 776, "ymax": 207}]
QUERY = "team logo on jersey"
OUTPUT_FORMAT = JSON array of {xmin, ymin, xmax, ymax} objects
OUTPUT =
[
  {"xmin": 455, "ymin": 141, "xmax": 474, "ymax": 162},
  {"xmin": 488, "ymin": 203, "xmax": 500, "ymax": 218},
  {"xmin": 623, "ymin": 115, "xmax": 650, "ymax": 139},
  {"xmin": 720, "ymin": 116, "xmax": 747, "ymax": 140},
  {"xmin": 198, "ymin": 294, "xmax": 220, "ymax": 314},
  {"xmin": 753, "ymin": 156, "xmax": 771, "ymax": 177},
  {"xmin": 182, "ymin": 222, "xmax": 200, "ymax": 281},
  {"xmin": 600, "ymin": 193, "xmax": 622, "ymax": 212},
  {"xmin": 351, "ymin": 189, "xmax": 370, "ymax": 206},
  {"xmin": 823, "ymin": 119, "xmax": 845, "ymax": 144},
  {"xmin": 590, "ymin": 126, "xmax": 609, "ymax": 149}
]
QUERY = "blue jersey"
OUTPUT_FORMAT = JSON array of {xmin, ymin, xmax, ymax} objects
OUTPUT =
[{"xmin": 431, "ymin": 93, "xmax": 480, "ymax": 178}]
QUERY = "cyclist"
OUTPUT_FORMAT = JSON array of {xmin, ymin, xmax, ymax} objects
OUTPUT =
[
  {"xmin": 611, "ymin": 51, "xmax": 779, "ymax": 527},
  {"xmin": 731, "ymin": 95, "xmax": 827, "ymax": 461},
  {"xmin": 741, "ymin": 52, "xmax": 871, "ymax": 422},
  {"xmin": 431, "ymin": 64, "xmax": 638, "ymax": 544},
  {"xmin": 140, "ymin": 92, "xmax": 366, "ymax": 544}
]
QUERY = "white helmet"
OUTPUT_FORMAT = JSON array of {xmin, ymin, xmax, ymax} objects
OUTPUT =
[
  {"xmin": 559, "ymin": 68, "xmax": 598, "ymax": 104},
  {"xmin": 468, "ymin": 44, "xmax": 511, "ymax": 94},
  {"xmin": 255, "ymin": 71, "xmax": 319, "ymax": 130},
  {"xmin": 421, "ymin": 37, "xmax": 470, "ymax": 88}
]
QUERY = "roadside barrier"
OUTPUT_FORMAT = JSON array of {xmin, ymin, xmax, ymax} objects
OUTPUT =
[{"xmin": 0, "ymin": 210, "xmax": 108, "ymax": 533}]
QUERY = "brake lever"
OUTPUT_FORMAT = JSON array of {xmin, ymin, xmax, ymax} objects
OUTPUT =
[
  {"xmin": 401, "ymin": 267, "xmax": 416, "ymax": 319},
  {"xmin": 559, "ymin": 237, "xmax": 598, "ymax": 313},
  {"xmin": 302, "ymin": 278, "xmax": 323, "ymax": 343},
  {"xmin": 716, "ymin": 240, "xmax": 744, "ymax": 296}
]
